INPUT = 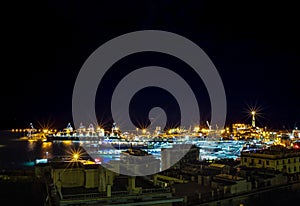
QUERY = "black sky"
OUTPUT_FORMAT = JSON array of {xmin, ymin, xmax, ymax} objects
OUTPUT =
[{"xmin": 1, "ymin": 0, "xmax": 299, "ymax": 130}]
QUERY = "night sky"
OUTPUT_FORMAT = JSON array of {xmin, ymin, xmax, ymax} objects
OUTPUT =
[{"xmin": 1, "ymin": 0, "xmax": 299, "ymax": 131}]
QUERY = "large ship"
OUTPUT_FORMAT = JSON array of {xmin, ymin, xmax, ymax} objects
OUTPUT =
[
  {"xmin": 45, "ymin": 123, "xmax": 149, "ymax": 149},
  {"xmin": 46, "ymin": 123, "xmax": 108, "ymax": 141}
]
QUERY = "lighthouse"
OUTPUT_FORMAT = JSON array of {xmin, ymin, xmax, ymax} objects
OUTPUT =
[{"xmin": 251, "ymin": 111, "xmax": 256, "ymax": 128}]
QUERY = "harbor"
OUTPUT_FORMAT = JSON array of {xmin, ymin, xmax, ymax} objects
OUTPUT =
[
  {"xmin": 2, "ymin": 125, "xmax": 300, "ymax": 206},
  {"xmin": 2, "ymin": 116, "xmax": 300, "ymax": 206},
  {"xmin": 8, "ymin": 116, "xmax": 300, "ymax": 171},
  {"xmin": 2, "ymin": 112, "xmax": 300, "ymax": 206}
]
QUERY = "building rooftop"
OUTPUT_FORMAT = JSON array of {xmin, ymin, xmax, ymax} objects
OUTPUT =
[
  {"xmin": 172, "ymin": 182, "xmax": 212, "ymax": 197},
  {"xmin": 208, "ymin": 163, "xmax": 227, "ymax": 169},
  {"xmin": 214, "ymin": 173, "xmax": 244, "ymax": 181},
  {"xmin": 49, "ymin": 161, "xmax": 84, "ymax": 169},
  {"xmin": 241, "ymin": 145, "xmax": 300, "ymax": 158}
]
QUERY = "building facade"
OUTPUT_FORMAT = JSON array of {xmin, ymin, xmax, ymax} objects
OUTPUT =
[{"xmin": 240, "ymin": 145, "xmax": 300, "ymax": 174}]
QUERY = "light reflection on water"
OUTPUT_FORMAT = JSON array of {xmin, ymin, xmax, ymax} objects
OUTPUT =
[
  {"xmin": 0, "ymin": 130, "xmax": 87, "ymax": 169},
  {"xmin": 0, "ymin": 130, "xmax": 142, "ymax": 169},
  {"xmin": 0, "ymin": 130, "xmax": 163, "ymax": 170},
  {"xmin": 0, "ymin": 130, "xmax": 243, "ymax": 171}
]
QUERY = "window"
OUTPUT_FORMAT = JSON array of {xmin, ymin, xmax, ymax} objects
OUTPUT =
[
  {"xmin": 258, "ymin": 160, "xmax": 261, "ymax": 164},
  {"xmin": 288, "ymin": 159, "xmax": 290, "ymax": 163},
  {"xmin": 266, "ymin": 160, "xmax": 269, "ymax": 165},
  {"xmin": 244, "ymin": 158, "xmax": 247, "ymax": 162},
  {"xmin": 283, "ymin": 160, "xmax": 285, "ymax": 164}
]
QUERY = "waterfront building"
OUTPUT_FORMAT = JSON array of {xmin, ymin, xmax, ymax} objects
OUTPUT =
[
  {"xmin": 232, "ymin": 123, "xmax": 264, "ymax": 140},
  {"xmin": 240, "ymin": 145, "xmax": 300, "ymax": 174}
]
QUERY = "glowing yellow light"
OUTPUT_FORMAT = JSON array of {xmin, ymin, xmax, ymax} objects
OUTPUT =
[
  {"xmin": 142, "ymin": 129, "xmax": 146, "ymax": 134},
  {"xmin": 11, "ymin": 129, "xmax": 15, "ymax": 132},
  {"xmin": 42, "ymin": 141, "xmax": 52, "ymax": 148},
  {"xmin": 62, "ymin": 140, "xmax": 72, "ymax": 145},
  {"xmin": 83, "ymin": 160, "xmax": 95, "ymax": 165},
  {"xmin": 251, "ymin": 111, "xmax": 256, "ymax": 115},
  {"xmin": 66, "ymin": 147, "xmax": 85, "ymax": 162},
  {"xmin": 43, "ymin": 129, "xmax": 48, "ymax": 133},
  {"xmin": 73, "ymin": 153, "xmax": 79, "ymax": 161}
]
